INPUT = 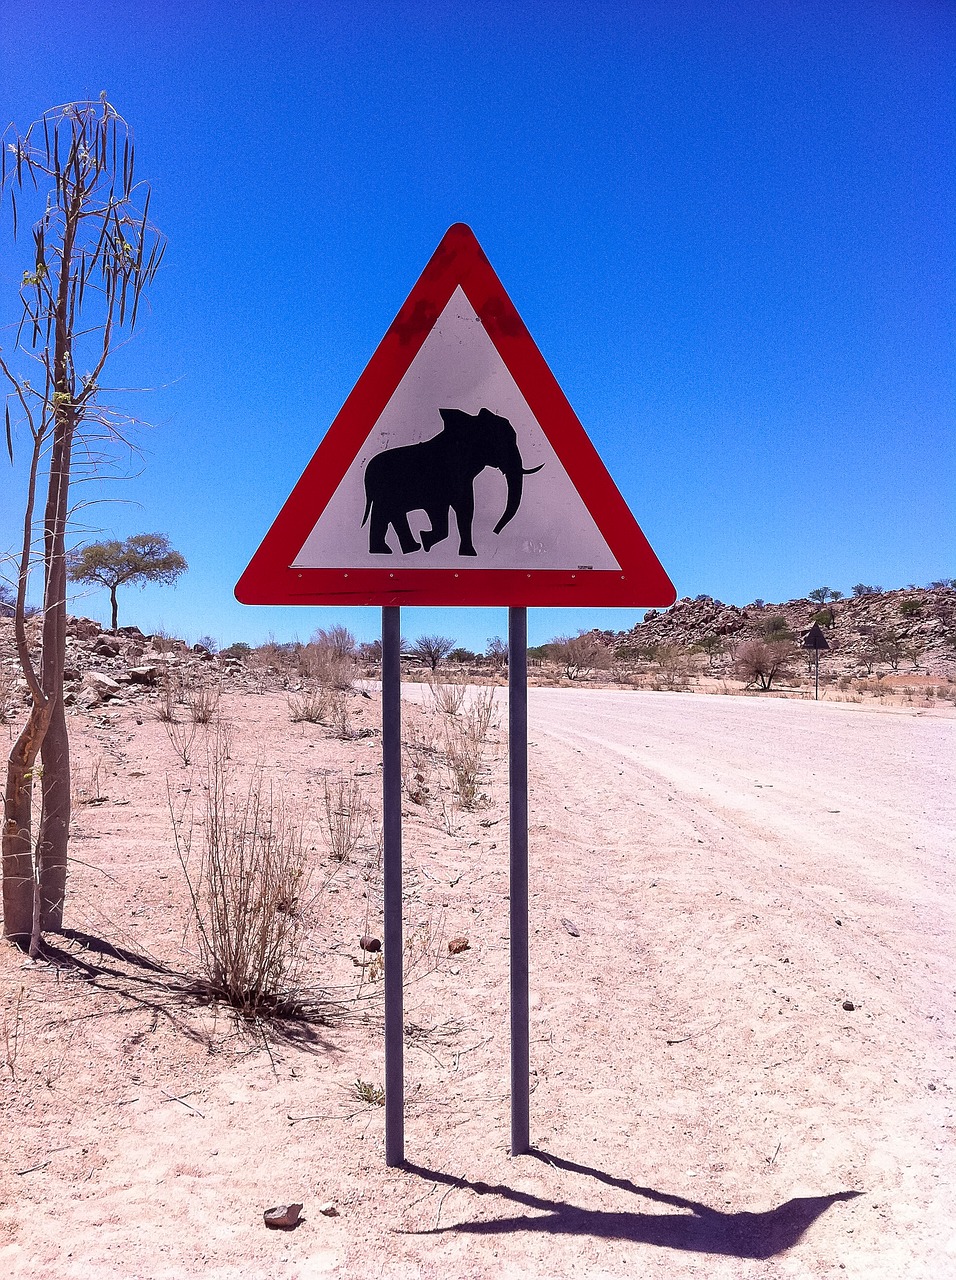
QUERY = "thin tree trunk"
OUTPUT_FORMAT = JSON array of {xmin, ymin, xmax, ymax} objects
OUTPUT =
[
  {"xmin": 38, "ymin": 689, "xmax": 69, "ymax": 931},
  {"xmin": 110, "ymin": 585, "xmax": 118, "ymax": 631}
]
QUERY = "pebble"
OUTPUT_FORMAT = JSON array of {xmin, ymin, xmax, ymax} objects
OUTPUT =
[{"xmin": 263, "ymin": 1203, "xmax": 303, "ymax": 1230}]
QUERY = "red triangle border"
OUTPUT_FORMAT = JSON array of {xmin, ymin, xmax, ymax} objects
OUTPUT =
[{"xmin": 235, "ymin": 224, "xmax": 676, "ymax": 608}]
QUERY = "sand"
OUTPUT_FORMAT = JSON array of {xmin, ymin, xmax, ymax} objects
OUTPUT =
[{"xmin": 1, "ymin": 684, "xmax": 952, "ymax": 1279}]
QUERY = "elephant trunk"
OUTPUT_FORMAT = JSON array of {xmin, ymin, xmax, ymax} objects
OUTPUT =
[{"xmin": 493, "ymin": 456, "xmax": 544, "ymax": 535}]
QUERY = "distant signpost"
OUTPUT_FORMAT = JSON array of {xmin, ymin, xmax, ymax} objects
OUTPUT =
[
  {"xmin": 236, "ymin": 223, "xmax": 675, "ymax": 1167},
  {"xmin": 803, "ymin": 621, "xmax": 830, "ymax": 700}
]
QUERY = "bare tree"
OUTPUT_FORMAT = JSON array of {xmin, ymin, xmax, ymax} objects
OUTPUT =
[
  {"xmin": 485, "ymin": 636, "xmax": 508, "ymax": 669},
  {"xmin": 408, "ymin": 634, "xmax": 456, "ymax": 671},
  {"xmin": 1, "ymin": 99, "xmax": 164, "ymax": 949}
]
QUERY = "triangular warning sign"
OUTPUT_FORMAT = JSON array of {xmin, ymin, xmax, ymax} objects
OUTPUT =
[{"xmin": 235, "ymin": 224, "xmax": 676, "ymax": 608}]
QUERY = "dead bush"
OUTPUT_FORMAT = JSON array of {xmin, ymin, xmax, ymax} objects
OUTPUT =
[
  {"xmin": 172, "ymin": 758, "xmax": 313, "ymax": 1016},
  {"xmin": 154, "ymin": 669, "xmax": 180, "ymax": 722},
  {"xmin": 299, "ymin": 625, "xmax": 356, "ymax": 690},
  {"xmin": 548, "ymin": 631, "xmax": 612, "ymax": 680},
  {"xmin": 163, "ymin": 714, "xmax": 198, "ymax": 767},
  {"xmin": 327, "ymin": 690, "xmax": 356, "ymax": 739},
  {"xmin": 734, "ymin": 639, "xmax": 796, "ymax": 691}
]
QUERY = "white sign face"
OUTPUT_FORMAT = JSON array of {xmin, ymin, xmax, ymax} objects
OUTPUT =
[{"xmin": 292, "ymin": 288, "xmax": 620, "ymax": 571}]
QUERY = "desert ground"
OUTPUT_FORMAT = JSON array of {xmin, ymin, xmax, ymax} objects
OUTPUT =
[{"xmin": 0, "ymin": 680, "xmax": 953, "ymax": 1279}]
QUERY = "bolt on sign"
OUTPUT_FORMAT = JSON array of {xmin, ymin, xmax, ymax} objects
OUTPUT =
[
  {"xmin": 235, "ymin": 223, "xmax": 674, "ymax": 608},
  {"xmin": 237, "ymin": 224, "xmax": 676, "ymax": 1168}
]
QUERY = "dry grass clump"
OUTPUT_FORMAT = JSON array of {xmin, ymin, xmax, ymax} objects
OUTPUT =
[
  {"xmin": 442, "ymin": 686, "xmax": 498, "ymax": 809},
  {"xmin": 427, "ymin": 674, "xmax": 467, "ymax": 716},
  {"xmin": 288, "ymin": 686, "xmax": 332, "ymax": 723},
  {"xmin": 322, "ymin": 776, "xmax": 370, "ymax": 862},
  {"xmin": 155, "ymin": 669, "xmax": 180, "ymax": 722},
  {"xmin": 184, "ymin": 679, "xmax": 221, "ymax": 725},
  {"xmin": 171, "ymin": 754, "xmax": 313, "ymax": 1017},
  {"xmin": 327, "ymin": 690, "xmax": 356, "ymax": 739}
]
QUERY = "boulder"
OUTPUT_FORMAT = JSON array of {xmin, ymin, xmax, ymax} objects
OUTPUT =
[
  {"xmin": 84, "ymin": 671, "xmax": 121, "ymax": 700},
  {"xmin": 127, "ymin": 666, "xmax": 159, "ymax": 685}
]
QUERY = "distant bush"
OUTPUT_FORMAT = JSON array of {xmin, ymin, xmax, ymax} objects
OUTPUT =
[
  {"xmin": 448, "ymin": 647, "xmax": 478, "ymax": 664},
  {"xmin": 735, "ymin": 639, "xmax": 796, "ymax": 691},
  {"xmin": 899, "ymin": 599, "xmax": 922, "ymax": 617},
  {"xmin": 220, "ymin": 642, "xmax": 252, "ymax": 660},
  {"xmin": 852, "ymin": 583, "xmax": 882, "ymax": 597},
  {"xmin": 547, "ymin": 631, "xmax": 612, "ymax": 680},
  {"xmin": 761, "ymin": 615, "xmax": 794, "ymax": 640},
  {"xmin": 299, "ymin": 627, "xmax": 356, "ymax": 689}
]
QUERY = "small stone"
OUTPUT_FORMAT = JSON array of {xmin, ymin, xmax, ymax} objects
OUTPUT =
[
  {"xmin": 263, "ymin": 1203, "xmax": 303, "ymax": 1230},
  {"xmin": 359, "ymin": 935, "xmax": 381, "ymax": 952},
  {"xmin": 842, "ymin": 1000, "xmax": 855, "ymax": 1012},
  {"xmin": 561, "ymin": 918, "xmax": 580, "ymax": 937},
  {"xmin": 318, "ymin": 1201, "xmax": 339, "ymax": 1216},
  {"xmin": 448, "ymin": 936, "xmax": 470, "ymax": 955}
]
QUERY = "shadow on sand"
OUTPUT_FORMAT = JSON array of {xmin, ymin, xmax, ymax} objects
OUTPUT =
[
  {"xmin": 40, "ymin": 928, "xmax": 341, "ymax": 1052},
  {"xmin": 402, "ymin": 1149, "xmax": 861, "ymax": 1260}
]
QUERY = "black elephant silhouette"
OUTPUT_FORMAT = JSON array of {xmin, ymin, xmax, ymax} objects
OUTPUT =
[{"xmin": 361, "ymin": 407, "xmax": 543, "ymax": 556}]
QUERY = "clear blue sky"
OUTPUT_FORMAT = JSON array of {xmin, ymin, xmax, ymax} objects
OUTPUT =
[{"xmin": 1, "ymin": 1, "xmax": 953, "ymax": 652}]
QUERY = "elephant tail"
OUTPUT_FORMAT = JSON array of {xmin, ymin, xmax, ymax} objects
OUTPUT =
[{"xmin": 361, "ymin": 493, "xmax": 372, "ymax": 528}]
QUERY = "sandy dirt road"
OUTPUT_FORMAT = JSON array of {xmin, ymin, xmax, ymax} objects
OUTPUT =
[{"xmin": 0, "ymin": 686, "xmax": 952, "ymax": 1279}]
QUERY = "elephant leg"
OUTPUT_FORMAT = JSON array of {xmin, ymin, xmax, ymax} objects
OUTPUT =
[
  {"xmin": 421, "ymin": 506, "xmax": 450, "ymax": 552},
  {"xmin": 391, "ymin": 510, "xmax": 421, "ymax": 554},
  {"xmin": 453, "ymin": 490, "xmax": 478, "ymax": 556},
  {"xmin": 368, "ymin": 506, "xmax": 393, "ymax": 554}
]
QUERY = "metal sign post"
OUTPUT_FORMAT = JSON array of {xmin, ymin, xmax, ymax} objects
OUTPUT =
[
  {"xmin": 509, "ymin": 606, "xmax": 530, "ymax": 1155},
  {"xmin": 382, "ymin": 606, "xmax": 404, "ymax": 1166}
]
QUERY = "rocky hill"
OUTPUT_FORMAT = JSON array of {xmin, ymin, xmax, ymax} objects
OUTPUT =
[
  {"xmin": 605, "ymin": 587, "xmax": 956, "ymax": 678},
  {"xmin": 0, "ymin": 616, "xmax": 250, "ymax": 714}
]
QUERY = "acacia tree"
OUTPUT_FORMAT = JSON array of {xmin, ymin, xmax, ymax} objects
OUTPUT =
[
  {"xmin": 68, "ymin": 533, "xmax": 186, "ymax": 630},
  {"xmin": 1, "ymin": 99, "xmax": 164, "ymax": 949}
]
